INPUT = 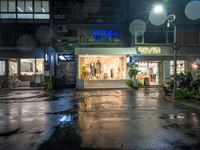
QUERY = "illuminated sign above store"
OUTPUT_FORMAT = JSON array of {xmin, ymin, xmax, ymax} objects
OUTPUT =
[
  {"xmin": 137, "ymin": 47, "xmax": 161, "ymax": 55},
  {"xmin": 58, "ymin": 54, "xmax": 75, "ymax": 62}
]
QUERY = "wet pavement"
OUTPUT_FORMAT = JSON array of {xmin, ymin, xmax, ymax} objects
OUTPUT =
[{"xmin": 0, "ymin": 88, "xmax": 200, "ymax": 150}]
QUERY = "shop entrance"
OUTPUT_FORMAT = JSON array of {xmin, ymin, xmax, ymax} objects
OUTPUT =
[
  {"xmin": 0, "ymin": 60, "xmax": 7, "ymax": 88},
  {"xmin": 136, "ymin": 61, "xmax": 159, "ymax": 85}
]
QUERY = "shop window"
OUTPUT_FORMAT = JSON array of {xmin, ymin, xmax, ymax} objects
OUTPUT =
[
  {"xmin": 0, "ymin": 61, "xmax": 5, "ymax": 76},
  {"xmin": 9, "ymin": 59, "xmax": 18, "ymax": 76},
  {"xmin": 21, "ymin": 59, "xmax": 35, "ymax": 75},
  {"xmin": 170, "ymin": 60, "xmax": 185, "ymax": 75},
  {"xmin": 79, "ymin": 55, "xmax": 126, "ymax": 80},
  {"xmin": 36, "ymin": 59, "xmax": 44, "ymax": 74},
  {"xmin": 20, "ymin": 59, "xmax": 44, "ymax": 75}
]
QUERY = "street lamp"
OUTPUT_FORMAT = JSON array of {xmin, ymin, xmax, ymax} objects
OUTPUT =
[
  {"xmin": 151, "ymin": 4, "xmax": 177, "ymax": 97},
  {"xmin": 153, "ymin": 4, "xmax": 164, "ymax": 14}
]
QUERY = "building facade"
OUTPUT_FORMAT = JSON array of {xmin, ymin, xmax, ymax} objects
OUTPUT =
[
  {"xmin": 0, "ymin": 0, "xmax": 51, "ymax": 88},
  {"xmin": 1, "ymin": 0, "xmax": 200, "ymax": 89}
]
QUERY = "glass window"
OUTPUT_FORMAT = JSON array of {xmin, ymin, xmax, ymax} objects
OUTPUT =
[
  {"xmin": 42, "ymin": 0, "xmax": 49, "ymax": 13},
  {"xmin": 26, "ymin": 0, "xmax": 33, "ymax": 12},
  {"xmin": 34, "ymin": 14, "xmax": 49, "ymax": 19},
  {"xmin": 17, "ymin": 13, "xmax": 33, "ymax": 19},
  {"xmin": 170, "ymin": 60, "xmax": 185, "ymax": 75},
  {"xmin": 17, "ymin": 0, "xmax": 24, "ymax": 12},
  {"xmin": 0, "ymin": 61, "xmax": 5, "ymax": 76},
  {"xmin": 144, "ymin": 31, "xmax": 166, "ymax": 44},
  {"xmin": 0, "ymin": 13, "xmax": 16, "ymax": 18},
  {"xmin": 8, "ymin": 0, "xmax": 15, "ymax": 12},
  {"xmin": 34, "ymin": 0, "xmax": 41, "ymax": 12},
  {"xmin": 135, "ymin": 35, "xmax": 143, "ymax": 44},
  {"xmin": 36, "ymin": 59, "xmax": 44, "ymax": 74},
  {"xmin": 20, "ymin": 59, "xmax": 35, "ymax": 75},
  {"xmin": 79, "ymin": 55, "xmax": 126, "ymax": 80},
  {"xmin": 9, "ymin": 59, "xmax": 18, "ymax": 76},
  {"xmin": 1, "ymin": 0, "xmax": 8, "ymax": 12}
]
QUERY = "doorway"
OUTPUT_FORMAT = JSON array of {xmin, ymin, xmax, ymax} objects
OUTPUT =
[{"xmin": 136, "ymin": 61, "xmax": 159, "ymax": 85}]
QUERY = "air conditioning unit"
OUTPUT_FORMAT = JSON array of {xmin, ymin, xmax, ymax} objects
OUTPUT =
[{"xmin": 56, "ymin": 25, "xmax": 68, "ymax": 33}]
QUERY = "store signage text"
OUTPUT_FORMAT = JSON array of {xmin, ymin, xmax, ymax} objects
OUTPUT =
[
  {"xmin": 137, "ymin": 47, "xmax": 161, "ymax": 55},
  {"xmin": 58, "ymin": 54, "xmax": 75, "ymax": 62}
]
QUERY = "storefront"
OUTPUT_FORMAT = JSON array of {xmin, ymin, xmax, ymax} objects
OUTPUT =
[
  {"xmin": 0, "ymin": 49, "xmax": 45, "ymax": 87},
  {"xmin": 75, "ymin": 48, "xmax": 137, "ymax": 89},
  {"xmin": 133, "ymin": 46, "xmax": 200, "ymax": 85}
]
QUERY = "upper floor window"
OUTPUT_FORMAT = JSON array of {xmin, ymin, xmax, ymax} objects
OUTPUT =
[
  {"xmin": 92, "ymin": 29, "xmax": 121, "ymax": 42},
  {"xmin": 0, "ymin": 0, "xmax": 49, "ymax": 19},
  {"xmin": 135, "ymin": 29, "xmax": 174, "ymax": 44}
]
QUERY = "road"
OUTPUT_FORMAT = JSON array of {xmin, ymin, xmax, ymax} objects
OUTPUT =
[{"xmin": 0, "ymin": 88, "xmax": 200, "ymax": 150}]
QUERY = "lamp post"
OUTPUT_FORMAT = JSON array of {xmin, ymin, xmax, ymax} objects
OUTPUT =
[{"xmin": 152, "ymin": 4, "xmax": 178, "ymax": 97}]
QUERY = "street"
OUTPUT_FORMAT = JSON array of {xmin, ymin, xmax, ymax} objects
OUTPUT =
[{"xmin": 0, "ymin": 88, "xmax": 200, "ymax": 150}]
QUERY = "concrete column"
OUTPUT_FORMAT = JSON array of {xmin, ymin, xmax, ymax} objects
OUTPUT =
[
  {"xmin": 158, "ymin": 61, "xmax": 164, "ymax": 85},
  {"xmin": 163, "ymin": 61, "xmax": 171, "ymax": 84}
]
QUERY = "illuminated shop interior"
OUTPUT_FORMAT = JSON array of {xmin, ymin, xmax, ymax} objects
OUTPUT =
[
  {"xmin": 170, "ymin": 60, "xmax": 185, "ymax": 75},
  {"xmin": 20, "ymin": 59, "xmax": 44, "ymax": 75},
  {"xmin": 79, "ymin": 55, "xmax": 126, "ymax": 80},
  {"xmin": 135, "ymin": 61, "xmax": 159, "ymax": 85},
  {"xmin": 0, "ymin": 60, "xmax": 5, "ymax": 76}
]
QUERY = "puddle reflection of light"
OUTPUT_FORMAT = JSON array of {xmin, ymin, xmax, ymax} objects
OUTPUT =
[
  {"xmin": 169, "ymin": 114, "xmax": 185, "ymax": 119},
  {"xmin": 60, "ymin": 115, "xmax": 72, "ymax": 122}
]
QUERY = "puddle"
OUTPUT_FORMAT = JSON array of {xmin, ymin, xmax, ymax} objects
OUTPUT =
[{"xmin": 38, "ymin": 122, "xmax": 81, "ymax": 150}]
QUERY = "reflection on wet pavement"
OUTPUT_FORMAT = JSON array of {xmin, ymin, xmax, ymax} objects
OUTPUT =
[
  {"xmin": 77, "ymin": 88, "xmax": 200, "ymax": 149},
  {"xmin": 0, "ymin": 89, "xmax": 76, "ymax": 150},
  {"xmin": 1, "ymin": 88, "xmax": 200, "ymax": 150}
]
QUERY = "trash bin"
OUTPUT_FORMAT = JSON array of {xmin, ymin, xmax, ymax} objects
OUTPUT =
[{"xmin": 144, "ymin": 78, "xmax": 149, "ymax": 86}]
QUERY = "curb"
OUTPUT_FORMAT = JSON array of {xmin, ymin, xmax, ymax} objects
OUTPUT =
[
  {"xmin": 164, "ymin": 95, "xmax": 200, "ymax": 111},
  {"xmin": 0, "ymin": 87, "xmax": 44, "ymax": 91}
]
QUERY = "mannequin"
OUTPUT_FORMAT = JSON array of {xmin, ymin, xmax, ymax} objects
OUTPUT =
[{"xmin": 90, "ymin": 62, "xmax": 95, "ymax": 76}]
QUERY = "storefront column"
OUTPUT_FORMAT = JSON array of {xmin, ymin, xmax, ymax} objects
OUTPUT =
[
  {"xmin": 158, "ymin": 62, "xmax": 164, "ymax": 85},
  {"xmin": 163, "ymin": 61, "xmax": 171, "ymax": 84},
  {"xmin": 5, "ymin": 60, "xmax": 9, "ymax": 88}
]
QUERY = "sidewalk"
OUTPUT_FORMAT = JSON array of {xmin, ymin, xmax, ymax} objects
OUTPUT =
[
  {"xmin": 0, "ymin": 87, "xmax": 44, "ymax": 91},
  {"xmin": 164, "ymin": 95, "xmax": 200, "ymax": 111}
]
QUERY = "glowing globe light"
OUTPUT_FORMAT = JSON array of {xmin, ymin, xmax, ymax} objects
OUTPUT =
[
  {"xmin": 153, "ymin": 4, "xmax": 164, "ymax": 14},
  {"xmin": 129, "ymin": 19, "xmax": 147, "ymax": 37},
  {"xmin": 149, "ymin": 7, "xmax": 167, "ymax": 26},
  {"xmin": 185, "ymin": 1, "xmax": 200, "ymax": 20}
]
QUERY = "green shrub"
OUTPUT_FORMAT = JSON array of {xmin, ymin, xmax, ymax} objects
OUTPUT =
[
  {"xmin": 126, "ymin": 80, "xmax": 134, "ymax": 88},
  {"xmin": 44, "ymin": 81, "xmax": 53, "ymax": 93},
  {"xmin": 127, "ymin": 79, "xmax": 142, "ymax": 89},
  {"xmin": 175, "ymin": 88, "xmax": 198, "ymax": 100}
]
